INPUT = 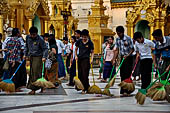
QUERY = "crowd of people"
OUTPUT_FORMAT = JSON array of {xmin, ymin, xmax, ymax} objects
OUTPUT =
[{"xmin": 0, "ymin": 25, "xmax": 169, "ymax": 96}]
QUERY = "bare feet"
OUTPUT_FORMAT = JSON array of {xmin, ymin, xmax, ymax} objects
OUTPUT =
[
  {"xmin": 101, "ymin": 79, "xmax": 107, "ymax": 83},
  {"xmin": 28, "ymin": 90, "xmax": 35, "ymax": 95},
  {"xmin": 81, "ymin": 91, "xmax": 86, "ymax": 94}
]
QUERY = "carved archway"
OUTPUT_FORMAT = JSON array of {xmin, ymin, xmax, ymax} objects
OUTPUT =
[
  {"xmin": 126, "ymin": 0, "xmax": 168, "ymax": 40},
  {"xmin": 25, "ymin": 0, "xmax": 50, "ymax": 35}
]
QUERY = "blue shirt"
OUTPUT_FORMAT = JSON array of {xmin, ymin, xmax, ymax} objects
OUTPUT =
[{"xmin": 153, "ymin": 36, "xmax": 170, "ymax": 58}]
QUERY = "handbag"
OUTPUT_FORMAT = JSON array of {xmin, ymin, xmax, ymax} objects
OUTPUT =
[{"xmin": 45, "ymin": 58, "xmax": 52, "ymax": 70}]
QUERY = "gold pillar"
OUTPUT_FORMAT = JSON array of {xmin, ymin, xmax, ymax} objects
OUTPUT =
[
  {"xmin": 28, "ymin": 18, "xmax": 32, "ymax": 30},
  {"xmin": 10, "ymin": 19, "xmax": 15, "ymax": 28},
  {"xmin": 44, "ymin": 20, "xmax": 48, "ymax": 33},
  {"xmin": 126, "ymin": 24, "xmax": 131, "ymax": 37},
  {"xmin": 161, "ymin": 22, "xmax": 165, "ymax": 36},
  {"xmin": 130, "ymin": 24, "xmax": 134, "ymax": 38},
  {"xmin": 0, "ymin": 15, "xmax": 3, "ymax": 34}
]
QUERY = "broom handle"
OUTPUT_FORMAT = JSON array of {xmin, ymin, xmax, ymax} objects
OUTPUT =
[
  {"xmin": 157, "ymin": 68, "xmax": 162, "ymax": 82},
  {"xmin": 110, "ymin": 58, "xmax": 125, "ymax": 81},
  {"xmin": 10, "ymin": 60, "xmax": 25, "ymax": 80},
  {"xmin": 151, "ymin": 63, "xmax": 154, "ymax": 83},
  {"xmin": 130, "ymin": 57, "xmax": 139, "ymax": 78},
  {"xmin": 41, "ymin": 62, "xmax": 45, "ymax": 79},
  {"xmin": 146, "ymin": 71, "xmax": 167, "ymax": 90},
  {"xmin": 91, "ymin": 64, "xmax": 95, "ymax": 85}
]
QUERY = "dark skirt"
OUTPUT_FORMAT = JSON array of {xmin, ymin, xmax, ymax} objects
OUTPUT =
[
  {"xmin": 27, "ymin": 56, "xmax": 42, "ymax": 91},
  {"xmin": 9, "ymin": 61, "xmax": 27, "ymax": 89},
  {"xmin": 69, "ymin": 59, "xmax": 76, "ymax": 85},
  {"xmin": 78, "ymin": 58, "xmax": 90, "ymax": 91},
  {"xmin": 120, "ymin": 56, "xmax": 133, "ymax": 94},
  {"xmin": 103, "ymin": 61, "xmax": 116, "ymax": 80},
  {"xmin": 46, "ymin": 62, "xmax": 58, "ymax": 83},
  {"xmin": 0, "ymin": 58, "xmax": 4, "ymax": 78},
  {"xmin": 57, "ymin": 54, "xmax": 66, "ymax": 78}
]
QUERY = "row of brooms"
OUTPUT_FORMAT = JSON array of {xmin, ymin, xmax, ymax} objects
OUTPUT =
[
  {"xmin": 0, "ymin": 60, "xmax": 55, "ymax": 93},
  {"xmin": 1, "ymin": 58, "xmax": 170, "ymax": 106},
  {"xmin": 74, "ymin": 58, "xmax": 170, "ymax": 105},
  {"xmin": 74, "ymin": 58, "xmax": 136, "ymax": 96}
]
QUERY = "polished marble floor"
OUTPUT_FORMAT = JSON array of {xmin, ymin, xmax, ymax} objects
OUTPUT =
[{"xmin": 0, "ymin": 68, "xmax": 170, "ymax": 113}]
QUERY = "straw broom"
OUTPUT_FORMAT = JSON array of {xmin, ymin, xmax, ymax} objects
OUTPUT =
[
  {"xmin": 118, "ymin": 58, "xmax": 139, "ymax": 92},
  {"xmin": 147, "ymin": 69, "xmax": 170, "ymax": 100},
  {"xmin": 32, "ymin": 62, "xmax": 55, "ymax": 88},
  {"xmin": 0, "ymin": 60, "xmax": 25, "ymax": 92},
  {"xmin": 74, "ymin": 60, "xmax": 84, "ymax": 91},
  {"xmin": 151, "ymin": 70, "xmax": 170, "ymax": 101},
  {"xmin": 88, "ymin": 64, "xmax": 102, "ymax": 94},
  {"xmin": 135, "ymin": 71, "xmax": 167, "ymax": 105},
  {"xmin": 103, "ymin": 58, "xmax": 125, "ymax": 96}
]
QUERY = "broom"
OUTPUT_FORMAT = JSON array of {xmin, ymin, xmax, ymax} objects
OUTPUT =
[
  {"xmin": 151, "ymin": 70, "xmax": 170, "ymax": 101},
  {"xmin": 88, "ymin": 64, "xmax": 102, "ymax": 94},
  {"xmin": 118, "ymin": 58, "xmax": 139, "ymax": 92},
  {"xmin": 0, "ymin": 60, "xmax": 25, "ymax": 92},
  {"xmin": 135, "ymin": 71, "xmax": 167, "ymax": 105},
  {"xmin": 32, "ymin": 62, "xmax": 55, "ymax": 88},
  {"xmin": 147, "ymin": 69, "xmax": 170, "ymax": 100},
  {"xmin": 103, "ymin": 58, "xmax": 125, "ymax": 96},
  {"xmin": 74, "ymin": 60, "xmax": 84, "ymax": 91}
]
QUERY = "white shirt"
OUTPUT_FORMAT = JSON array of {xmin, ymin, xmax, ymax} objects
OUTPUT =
[
  {"xmin": 72, "ymin": 43, "xmax": 76, "ymax": 59},
  {"xmin": 135, "ymin": 39, "xmax": 155, "ymax": 60},
  {"xmin": 56, "ymin": 39, "xmax": 65, "ymax": 54},
  {"xmin": 64, "ymin": 42, "xmax": 72, "ymax": 54}
]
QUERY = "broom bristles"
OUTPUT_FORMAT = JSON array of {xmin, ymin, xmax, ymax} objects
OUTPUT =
[
  {"xmin": 88, "ymin": 85, "xmax": 102, "ymax": 94},
  {"xmin": 152, "ymin": 89, "xmax": 166, "ymax": 101},
  {"xmin": 33, "ymin": 80, "xmax": 55, "ymax": 88},
  {"xmin": 135, "ymin": 91, "xmax": 146, "ymax": 105},
  {"xmin": 0, "ymin": 81, "xmax": 15, "ymax": 92},
  {"xmin": 74, "ymin": 78, "xmax": 84, "ymax": 90},
  {"xmin": 102, "ymin": 88, "xmax": 113, "ymax": 96},
  {"xmin": 119, "ymin": 81, "xmax": 135, "ymax": 92}
]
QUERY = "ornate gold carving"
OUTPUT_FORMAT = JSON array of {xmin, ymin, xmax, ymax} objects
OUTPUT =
[
  {"xmin": 111, "ymin": 2, "xmax": 136, "ymax": 9},
  {"xmin": 0, "ymin": 0, "xmax": 10, "ymax": 15},
  {"xmin": 28, "ymin": 0, "xmax": 50, "ymax": 16}
]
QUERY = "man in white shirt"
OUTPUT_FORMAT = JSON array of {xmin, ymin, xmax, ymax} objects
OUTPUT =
[{"xmin": 133, "ymin": 32, "xmax": 155, "ymax": 89}]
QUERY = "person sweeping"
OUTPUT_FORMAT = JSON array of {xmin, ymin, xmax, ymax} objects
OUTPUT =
[
  {"xmin": 112, "ymin": 26, "xmax": 134, "ymax": 96},
  {"xmin": 133, "ymin": 32, "xmax": 155, "ymax": 90},
  {"xmin": 24, "ymin": 26, "xmax": 48, "ymax": 95},
  {"xmin": 75, "ymin": 29, "xmax": 94, "ymax": 94},
  {"xmin": 152, "ymin": 29, "xmax": 170, "ymax": 102},
  {"xmin": 0, "ymin": 28, "xmax": 25, "ymax": 92}
]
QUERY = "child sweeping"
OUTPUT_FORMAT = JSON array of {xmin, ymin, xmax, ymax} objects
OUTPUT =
[
  {"xmin": 133, "ymin": 32, "xmax": 155, "ymax": 89},
  {"xmin": 75, "ymin": 29, "xmax": 94, "ymax": 94}
]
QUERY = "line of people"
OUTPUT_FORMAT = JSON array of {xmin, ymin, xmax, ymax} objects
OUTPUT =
[
  {"xmin": 0, "ymin": 25, "xmax": 169, "ymax": 96},
  {"xmin": 98, "ymin": 26, "xmax": 170, "ymax": 96}
]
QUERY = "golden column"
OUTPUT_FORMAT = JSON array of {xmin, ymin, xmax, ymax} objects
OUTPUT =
[
  {"xmin": 28, "ymin": 19, "xmax": 32, "ymax": 29},
  {"xmin": 44, "ymin": 20, "xmax": 48, "ymax": 33},
  {"xmin": 130, "ymin": 24, "xmax": 134, "ymax": 38},
  {"xmin": 0, "ymin": 15, "xmax": 3, "ymax": 34}
]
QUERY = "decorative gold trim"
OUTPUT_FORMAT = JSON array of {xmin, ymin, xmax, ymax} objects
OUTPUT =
[{"xmin": 111, "ymin": 2, "xmax": 136, "ymax": 8}]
